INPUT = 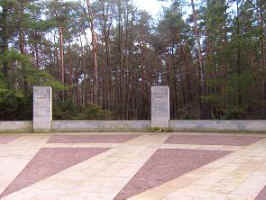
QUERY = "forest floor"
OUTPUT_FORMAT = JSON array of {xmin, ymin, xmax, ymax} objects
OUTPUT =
[{"xmin": 0, "ymin": 132, "xmax": 266, "ymax": 200}]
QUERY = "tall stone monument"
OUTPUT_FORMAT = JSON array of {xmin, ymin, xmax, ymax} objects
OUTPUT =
[
  {"xmin": 151, "ymin": 86, "xmax": 170, "ymax": 128},
  {"xmin": 33, "ymin": 87, "xmax": 52, "ymax": 132}
]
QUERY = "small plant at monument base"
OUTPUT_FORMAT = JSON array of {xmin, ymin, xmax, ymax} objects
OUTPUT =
[{"xmin": 148, "ymin": 127, "xmax": 173, "ymax": 132}]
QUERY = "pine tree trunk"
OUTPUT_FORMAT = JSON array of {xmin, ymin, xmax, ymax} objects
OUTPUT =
[
  {"xmin": 86, "ymin": 0, "xmax": 99, "ymax": 105},
  {"xmin": 190, "ymin": 0, "xmax": 208, "ymax": 119},
  {"xmin": 59, "ymin": 26, "xmax": 65, "ymax": 102}
]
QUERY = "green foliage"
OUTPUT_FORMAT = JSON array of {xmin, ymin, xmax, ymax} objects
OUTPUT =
[
  {"xmin": 0, "ymin": 90, "xmax": 32, "ymax": 120},
  {"xmin": 74, "ymin": 105, "xmax": 113, "ymax": 120},
  {"xmin": 1, "ymin": 0, "xmax": 266, "ymax": 121},
  {"xmin": 53, "ymin": 100, "xmax": 113, "ymax": 120},
  {"xmin": 0, "ymin": 49, "xmax": 64, "ymax": 120},
  {"xmin": 0, "ymin": 72, "xmax": 7, "ymax": 92},
  {"xmin": 222, "ymin": 106, "xmax": 246, "ymax": 120},
  {"xmin": 0, "ymin": 49, "xmax": 64, "ymax": 89},
  {"xmin": 147, "ymin": 127, "xmax": 173, "ymax": 132}
]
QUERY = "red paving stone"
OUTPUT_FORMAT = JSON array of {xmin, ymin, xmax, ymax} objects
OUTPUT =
[
  {"xmin": 114, "ymin": 149, "xmax": 231, "ymax": 200},
  {"xmin": 0, "ymin": 136, "xmax": 19, "ymax": 144},
  {"xmin": 165, "ymin": 135, "xmax": 263, "ymax": 146},
  {"xmin": 48, "ymin": 135, "xmax": 139, "ymax": 143},
  {"xmin": 256, "ymin": 186, "xmax": 266, "ymax": 200},
  {"xmin": 0, "ymin": 148, "xmax": 109, "ymax": 198}
]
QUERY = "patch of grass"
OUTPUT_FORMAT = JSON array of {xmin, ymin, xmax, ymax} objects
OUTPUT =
[{"xmin": 147, "ymin": 127, "xmax": 173, "ymax": 133}]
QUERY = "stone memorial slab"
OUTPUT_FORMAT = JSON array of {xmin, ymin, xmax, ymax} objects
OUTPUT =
[
  {"xmin": 151, "ymin": 86, "xmax": 170, "ymax": 128},
  {"xmin": 33, "ymin": 87, "xmax": 52, "ymax": 132}
]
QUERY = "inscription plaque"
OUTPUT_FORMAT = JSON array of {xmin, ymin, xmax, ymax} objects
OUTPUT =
[
  {"xmin": 151, "ymin": 86, "xmax": 170, "ymax": 128},
  {"xmin": 33, "ymin": 87, "xmax": 52, "ymax": 132}
]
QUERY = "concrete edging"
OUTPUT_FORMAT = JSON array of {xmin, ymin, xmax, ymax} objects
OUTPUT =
[
  {"xmin": 51, "ymin": 120, "xmax": 151, "ymax": 132},
  {"xmin": 169, "ymin": 120, "xmax": 266, "ymax": 132},
  {"xmin": 0, "ymin": 121, "xmax": 33, "ymax": 133},
  {"xmin": 0, "ymin": 120, "xmax": 266, "ymax": 133}
]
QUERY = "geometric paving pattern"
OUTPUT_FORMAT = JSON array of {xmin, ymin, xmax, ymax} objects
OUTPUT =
[
  {"xmin": 114, "ymin": 149, "xmax": 231, "ymax": 200},
  {"xmin": 0, "ymin": 135, "xmax": 20, "ymax": 144},
  {"xmin": 256, "ymin": 186, "xmax": 266, "ymax": 200},
  {"xmin": 0, "ymin": 133, "xmax": 266, "ymax": 200},
  {"xmin": 0, "ymin": 148, "xmax": 109, "ymax": 198}
]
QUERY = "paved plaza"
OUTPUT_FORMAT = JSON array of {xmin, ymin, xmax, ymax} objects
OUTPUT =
[{"xmin": 0, "ymin": 132, "xmax": 266, "ymax": 200}]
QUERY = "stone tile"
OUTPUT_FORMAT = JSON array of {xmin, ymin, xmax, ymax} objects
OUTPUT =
[{"xmin": 0, "ymin": 135, "xmax": 20, "ymax": 144}]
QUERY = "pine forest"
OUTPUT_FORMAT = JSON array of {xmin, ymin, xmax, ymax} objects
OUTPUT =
[{"xmin": 0, "ymin": 0, "xmax": 266, "ymax": 120}]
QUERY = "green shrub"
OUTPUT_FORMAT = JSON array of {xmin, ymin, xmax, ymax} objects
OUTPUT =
[{"xmin": 53, "ymin": 100, "xmax": 113, "ymax": 120}]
